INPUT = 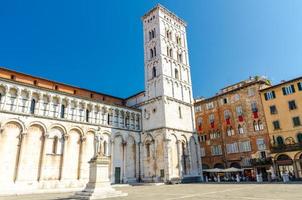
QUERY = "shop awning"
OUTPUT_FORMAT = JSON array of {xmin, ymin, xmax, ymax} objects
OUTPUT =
[{"xmin": 203, "ymin": 167, "xmax": 243, "ymax": 173}]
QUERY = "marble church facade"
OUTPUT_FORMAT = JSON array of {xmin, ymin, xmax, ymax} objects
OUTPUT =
[{"xmin": 0, "ymin": 4, "xmax": 202, "ymax": 195}]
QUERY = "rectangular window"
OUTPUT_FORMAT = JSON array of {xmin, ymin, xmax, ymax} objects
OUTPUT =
[
  {"xmin": 264, "ymin": 91, "xmax": 276, "ymax": 100},
  {"xmin": 206, "ymin": 102, "xmax": 214, "ymax": 110},
  {"xmin": 298, "ymin": 82, "xmax": 302, "ymax": 91},
  {"xmin": 222, "ymin": 98, "xmax": 228, "ymax": 104},
  {"xmin": 257, "ymin": 138, "xmax": 266, "ymax": 151},
  {"xmin": 195, "ymin": 105, "xmax": 201, "ymax": 112},
  {"xmin": 226, "ymin": 143, "xmax": 239, "ymax": 154},
  {"xmin": 236, "ymin": 106, "xmax": 243, "ymax": 116},
  {"xmin": 248, "ymin": 87, "xmax": 255, "ymax": 96},
  {"xmin": 251, "ymin": 102, "xmax": 258, "ymax": 112},
  {"xmin": 293, "ymin": 116, "xmax": 301, "ymax": 127},
  {"xmin": 199, "ymin": 135, "xmax": 207, "ymax": 142},
  {"xmin": 282, "ymin": 85, "xmax": 295, "ymax": 95},
  {"xmin": 209, "ymin": 114, "xmax": 215, "ymax": 123},
  {"xmin": 269, "ymin": 105, "xmax": 277, "ymax": 115},
  {"xmin": 211, "ymin": 145, "xmax": 222, "ymax": 156},
  {"xmin": 273, "ymin": 120, "xmax": 281, "ymax": 130},
  {"xmin": 239, "ymin": 141, "xmax": 251, "ymax": 152},
  {"xmin": 288, "ymin": 100, "xmax": 297, "ymax": 110}
]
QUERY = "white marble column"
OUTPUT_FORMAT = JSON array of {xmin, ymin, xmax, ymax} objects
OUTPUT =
[
  {"xmin": 177, "ymin": 140, "xmax": 183, "ymax": 178},
  {"xmin": 163, "ymin": 136, "xmax": 171, "ymax": 182},
  {"xmin": 122, "ymin": 141, "xmax": 127, "ymax": 183},
  {"xmin": 187, "ymin": 140, "xmax": 193, "ymax": 175}
]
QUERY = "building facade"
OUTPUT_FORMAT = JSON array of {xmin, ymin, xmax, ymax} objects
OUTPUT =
[
  {"xmin": 0, "ymin": 67, "xmax": 142, "ymax": 193},
  {"xmin": 0, "ymin": 4, "xmax": 202, "ymax": 194},
  {"xmin": 194, "ymin": 76, "xmax": 272, "ymax": 179},
  {"xmin": 260, "ymin": 77, "xmax": 302, "ymax": 179}
]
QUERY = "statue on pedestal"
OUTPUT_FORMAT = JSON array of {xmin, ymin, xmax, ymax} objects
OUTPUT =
[{"xmin": 72, "ymin": 131, "xmax": 127, "ymax": 199}]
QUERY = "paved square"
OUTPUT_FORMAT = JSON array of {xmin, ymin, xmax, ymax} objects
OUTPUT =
[{"xmin": 1, "ymin": 184, "xmax": 301, "ymax": 200}]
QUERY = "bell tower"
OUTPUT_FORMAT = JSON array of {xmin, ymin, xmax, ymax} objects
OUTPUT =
[{"xmin": 140, "ymin": 4, "xmax": 202, "ymax": 182}]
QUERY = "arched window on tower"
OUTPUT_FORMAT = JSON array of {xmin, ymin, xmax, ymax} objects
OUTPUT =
[
  {"xmin": 154, "ymin": 47, "xmax": 156, "ymax": 57},
  {"xmin": 169, "ymin": 48, "xmax": 173, "ymax": 58},
  {"xmin": 152, "ymin": 66, "xmax": 157, "ymax": 78},
  {"xmin": 178, "ymin": 106, "xmax": 182, "ymax": 118},
  {"xmin": 150, "ymin": 48, "xmax": 154, "ymax": 59},
  {"xmin": 151, "ymin": 29, "xmax": 155, "ymax": 38},
  {"xmin": 149, "ymin": 31, "xmax": 152, "ymax": 41},
  {"xmin": 30, "ymin": 99, "xmax": 36, "ymax": 114},
  {"xmin": 177, "ymin": 53, "xmax": 183, "ymax": 63},
  {"xmin": 175, "ymin": 68, "xmax": 179, "ymax": 79}
]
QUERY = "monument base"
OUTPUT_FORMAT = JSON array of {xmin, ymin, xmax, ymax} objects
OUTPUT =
[
  {"xmin": 72, "ymin": 155, "xmax": 127, "ymax": 199},
  {"xmin": 73, "ymin": 185, "xmax": 127, "ymax": 199}
]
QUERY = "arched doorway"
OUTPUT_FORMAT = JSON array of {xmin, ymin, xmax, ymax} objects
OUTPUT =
[
  {"xmin": 214, "ymin": 163, "xmax": 225, "ymax": 169},
  {"xmin": 202, "ymin": 164, "xmax": 210, "ymax": 170},
  {"xmin": 276, "ymin": 154, "xmax": 294, "ymax": 178},
  {"xmin": 230, "ymin": 162, "xmax": 241, "ymax": 169}
]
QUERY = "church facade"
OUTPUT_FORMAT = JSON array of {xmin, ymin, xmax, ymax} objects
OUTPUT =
[{"xmin": 0, "ymin": 5, "xmax": 202, "ymax": 194}]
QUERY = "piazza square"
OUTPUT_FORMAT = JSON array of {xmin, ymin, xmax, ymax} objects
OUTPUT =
[
  {"xmin": 0, "ymin": 1, "xmax": 302, "ymax": 200},
  {"xmin": 1, "ymin": 184, "xmax": 302, "ymax": 200}
]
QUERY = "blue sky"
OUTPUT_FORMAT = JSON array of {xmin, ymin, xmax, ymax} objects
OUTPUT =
[{"xmin": 0, "ymin": 0, "xmax": 302, "ymax": 98}]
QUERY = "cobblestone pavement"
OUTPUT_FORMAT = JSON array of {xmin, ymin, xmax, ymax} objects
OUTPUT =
[{"xmin": 1, "ymin": 184, "xmax": 301, "ymax": 200}]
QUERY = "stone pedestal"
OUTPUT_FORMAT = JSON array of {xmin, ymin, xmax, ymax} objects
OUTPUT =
[{"xmin": 72, "ymin": 156, "xmax": 127, "ymax": 199}]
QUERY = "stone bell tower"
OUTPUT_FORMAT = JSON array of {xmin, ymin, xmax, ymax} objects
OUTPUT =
[{"xmin": 139, "ymin": 4, "xmax": 202, "ymax": 182}]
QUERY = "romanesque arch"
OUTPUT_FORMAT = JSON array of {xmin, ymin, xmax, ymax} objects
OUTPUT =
[
  {"xmin": 180, "ymin": 135, "xmax": 189, "ymax": 175},
  {"xmin": 169, "ymin": 134, "xmax": 179, "ymax": 178},
  {"xmin": 80, "ymin": 130, "xmax": 95, "ymax": 180},
  {"xmin": 189, "ymin": 136, "xmax": 199, "ymax": 175},
  {"xmin": 63, "ymin": 128, "xmax": 82, "ymax": 180},
  {"xmin": 17, "ymin": 123, "xmax": 45, "ymax": 182},
  {"xmin": 154, "ymin": 134, "xmax": 164, "ymax": 180},
  {"xmin": 102, "ymin": 131, "xmax": 111, "ymax": 156},
  {"xmin": 143, "ymin": 134, "xmax": 155, "ymax": 180},
  {"xmin": 42, "ymin": 125, "xmax": 65, "ymax": 180},
  {"xmin": 0, "ymin": 121, "xmax": 23, "ymax": 184},
  {"xmin": 112, "ymin": 134, "xmax": 124, "ymax": 184},
  {"xmin": 125, "ymin": 135, "xmax": 136, "ymax": 181}
]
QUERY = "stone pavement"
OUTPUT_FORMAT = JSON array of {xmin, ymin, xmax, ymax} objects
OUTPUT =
[{"xmin": 1, "ymin": 184, "xmax": 302, "ymax": 200}]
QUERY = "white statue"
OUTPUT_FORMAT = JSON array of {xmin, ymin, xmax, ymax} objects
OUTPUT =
[{"xmin": 94, "ymin": 133, "xmax": 103, "ymax": 157}]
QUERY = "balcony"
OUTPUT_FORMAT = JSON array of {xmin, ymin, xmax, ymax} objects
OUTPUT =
[{"xmin": 271, "ymin": 143, "xmax": 302, "ymax": 153}]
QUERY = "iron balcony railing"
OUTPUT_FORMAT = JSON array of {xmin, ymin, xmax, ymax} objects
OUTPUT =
[{"xmin": 271, "ymin": 143, "xmax": 302, "ymax": 153}]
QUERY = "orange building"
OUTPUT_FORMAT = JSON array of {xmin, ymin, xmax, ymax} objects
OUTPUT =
[
  {"xmin": 260, "ymin": 77, "xmax": 302, "ymax": 179},
  {"xmin": 195, "ymin": 76, "xmax": 272, "ymax": 180}
]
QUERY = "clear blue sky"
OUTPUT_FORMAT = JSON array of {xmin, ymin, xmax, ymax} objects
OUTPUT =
[{"xmin": 1, "ymin": 0, "xmax": 302, "ymax": 98}]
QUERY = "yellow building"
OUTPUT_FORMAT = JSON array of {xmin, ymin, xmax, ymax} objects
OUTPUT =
[{"xmin": 260, "ymin": 77, "xmax": 302, "ymax": 180}]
